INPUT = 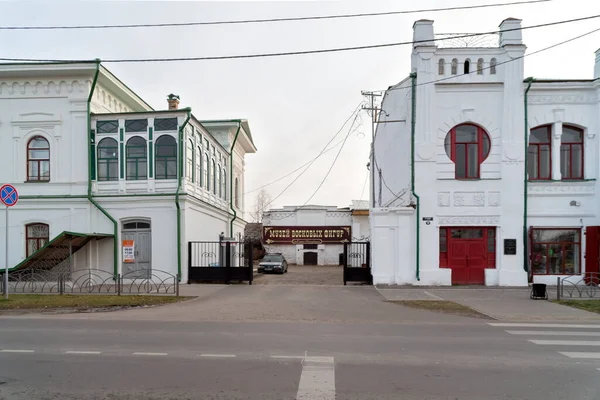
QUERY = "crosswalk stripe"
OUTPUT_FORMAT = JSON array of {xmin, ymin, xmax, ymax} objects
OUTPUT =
[
  {"xmin": 506, "ymin": 330, "xmax": 600, "ymax": 336},
  {"xmin": 489, "ymin": 323, "xmax": 600, "ymax": 329},
  {"xmin": 296, "ymin": 356, "xmax": 335, "ymax": 400},
  {"xmin": 530, "ymin": 340, "xmax": 600, "ymax": 346},
  {"xmin": 558, "ymin": 352, "xmax": 600, "ymax": 359}
]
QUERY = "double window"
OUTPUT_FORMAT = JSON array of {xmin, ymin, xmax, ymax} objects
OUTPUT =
[
  {"xmin": 530, "ymin": 228, "xmax": 580, "ymax": 275},
  {"xmin": 27, "ymin": 136, "xmax": 50, "ymax": 181},
  {"xmin": 155, "ymin": 135, "xmax": 177, "ymax": 180},
  {"xmin": 528, "ymin": 124, "xmax": 584, "ymax": 180},
  {"xmin": 97, "ymin": 138, "xmax": 119, "ymax": 181},
  {"xmin": 444, "ymin": 124, "xmax": 491, "ymax": 179},
  {"xmin": 26, "ymin": 223, "xmax": 49, "ymax": 257}
]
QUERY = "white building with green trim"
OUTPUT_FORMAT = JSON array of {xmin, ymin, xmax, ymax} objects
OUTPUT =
[{"xmin": 0, "ymin": 61, "xmax": 256, "ymax": 282}]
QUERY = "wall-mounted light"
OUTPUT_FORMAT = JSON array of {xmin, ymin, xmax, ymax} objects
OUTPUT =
[{"xmin": 569, "ymin": 200, "xmax": 581, "ymax": 207}]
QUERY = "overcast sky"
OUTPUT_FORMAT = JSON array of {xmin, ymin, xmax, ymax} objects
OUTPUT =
[{"xmin": 1, "ymin": 0, "xmax": 599, "ymax": 216}]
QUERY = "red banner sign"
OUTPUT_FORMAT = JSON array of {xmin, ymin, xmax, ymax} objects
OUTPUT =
[{"xmin": 263, "ymin": 226, "xmax": 351, "ymax": 244}]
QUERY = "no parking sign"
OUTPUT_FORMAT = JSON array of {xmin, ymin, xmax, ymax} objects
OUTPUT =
[{"xmin": 1, "ymin": 184, "xmax": 18, "ymax": 299}]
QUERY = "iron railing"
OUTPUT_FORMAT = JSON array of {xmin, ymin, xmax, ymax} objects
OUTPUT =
[
  {"xmin": 559, "ymin": 273, "xmax": 600, "ymax": 299},
  {"xmin": 0, "ymin": 268, "xmax": 179, "ymax": 296}
]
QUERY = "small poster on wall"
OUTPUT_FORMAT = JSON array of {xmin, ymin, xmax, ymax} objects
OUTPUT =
[{"xmin": 122, "ymin": 240, "xmax": 135, "ymax": 263}]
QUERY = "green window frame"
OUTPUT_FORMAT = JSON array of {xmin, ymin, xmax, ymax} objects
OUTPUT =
[
  {"xmin": 212, "ymin": 159, "xmax": 217, "ymax": 194},
  {"xmin": 196, "ymin": 146, "xmax": 203, "ymax": 187},
  {"xmin": 186, "ymin": 139, "xmax": 194, "ymax": 182},
  {"xmin": 155, "ymin": 135, "xmax": 177, "ymax": 180},
  {"xmin": 126, "ymin": 136, "xmax": 147, "ymax": 180},
  {"xmin": 97, "ymin": 137, "xmax": 119, "ymax": 181},
  {"xmin": 204, "ymin": 153, "xmax": 210, "ymax": 191}
]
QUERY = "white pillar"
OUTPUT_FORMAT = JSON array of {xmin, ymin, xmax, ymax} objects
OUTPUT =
[{"xmin": 552, "ymin": 121, "xmax": 562, "ymax": 180}]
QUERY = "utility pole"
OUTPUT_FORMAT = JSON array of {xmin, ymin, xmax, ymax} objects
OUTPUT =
[{"xmin": 361, "ymin": 91, "xmax": 382, "ymax": 208}]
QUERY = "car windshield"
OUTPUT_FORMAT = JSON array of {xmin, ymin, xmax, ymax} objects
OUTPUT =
[{"xmin": 262, "ymin": 255, "xmax": 282, "ymax": 262}]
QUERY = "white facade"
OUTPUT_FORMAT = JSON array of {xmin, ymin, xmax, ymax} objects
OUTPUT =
[
  {"xmin": 371, "ymin": 18, "xmax": 600, "ymax": 286},
  {"xmin": 0, "ymin": 62, "xmax": 256, "ymax": 283},
  {"xmin": 262, "ymin": 203, "xmax": 370, "ymax": 266}
]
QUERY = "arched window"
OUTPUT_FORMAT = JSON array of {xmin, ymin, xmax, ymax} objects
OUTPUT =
[
  {"xmin": 126, "ymin": 136, "xmax": 147, "ymax": 180},
  {"xmin": 212, "ymin": 159, "xmax": 217, "ymax": 194},
  {"xmin": 97, "ymin": 138, "xmax": 118, "ymax": 181},
  {"xmin": 204, "ymin": 153, "xmax": 210, "ymax": 191},
  {"xmin": 186, "ymin": 139, "xmax": 194, "ymax": 182},
  {"xmin": 451, "ymin": 59, "xmax": 458, "ymax": 75},
  {"xmin": 26, "ymin": 223, "xmax": 49, "ymax": 257},
  {"xmin": 235, "ymin": 177, "xmax": 239, "ymax": 208},
  {"xmin": 27, "ymin": 136, "xmax": 50, "ymax": 181},
  {"xmin": 477, "ymin": 58, "xmax": 484, "ymax": 75},
  {"xmin": 561, "ymin": 125, "xmax": 584, "ymax": 180},
  {"xmin": 528, "ymin": 125, "xmax": 551, "ymax": 180},
  {"xmin": 490, "ymin": 58, "xmax": 497, "ymax": 75},
  {"xmin": 196, "ymin": 146, "xmax": 202, "ymax": 187},
  {"xmin": 464, "ymin": 59, "xmax": 471, "ymax": 74},
  {"xmin": 155, "ymin": 135, "xmax": 177, "ymax": 180},
  {"xmin": 216, "ymin": 163, "xmax": 222, "ymax": 197},
  {"xmin": 221, "ymin": 168, "xmax": 227, "ymax": 199},
  {"xmin": 444, "ymin": 124, "xmax": 491, "ymax": 179},
  {"xmin": 438, "ymin": 59, "xmax": 445, "ymax": 75}
]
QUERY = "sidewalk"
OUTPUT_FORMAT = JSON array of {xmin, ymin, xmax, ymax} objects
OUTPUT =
[{"xmin": 376, "ymin": 286, "xmax": 600, "ymax": 322}]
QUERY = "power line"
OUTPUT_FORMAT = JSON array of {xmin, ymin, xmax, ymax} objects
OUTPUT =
[
  {"xmin": 298, "ymin": 110, "xmax": 363, "ymax": 208},
  {"xmin": 263, "ymin": 103, "xmax": 365, "ymax": 211},
  {"xmin": 0, "ymin": 1, "xmax": 552, "ymax": 31},
  {"xmin": 1, "ymin": 14, "xmax": 597, "ymax": 64}
]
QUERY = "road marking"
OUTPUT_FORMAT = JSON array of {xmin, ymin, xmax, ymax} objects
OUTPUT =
[
  {"xmin": 65, "ymin": 351, "xmax": 101, "ymax": 355},
  {"xmin": 271, "ymin": 355, "xmax": 305, "ymax": 360},
  {"xmin": 296, "ymin": 356, "xmax": 335, "ymax": 400},
  {"xmin": 507, "ymin": 330, "xmax": 600, "ymax": 336},
  {"xmin": 0, "ymin": 349, "xmax": 34, "ymax": 353},
  {"xmin": 200, "ymin": 354, "xmax": 236, "ymax": 358},
  {"xmin": 489, "ymin": 323, "xmax": 600, "ymax": 329},
  {"xmin": 529, "ymin": 340, "xmax": 600, "ymax": 346},
  {"xmin": 132, "ymin": 352, "xmax": 168, "ymax": 356},
  {"xmin": 558, "ymin": 352, "xmax": 600, "ymax": 359},
  {"xmin": 423, "ymin": 290, "xmax": 443, "ymax": 300}
]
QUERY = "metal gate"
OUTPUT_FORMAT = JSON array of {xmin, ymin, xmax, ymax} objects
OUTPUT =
[
  {"xmin": 343, "ymin": 242, "xmax": 372, "ymax": 285},
  {"xmin": 188, "ymin": 240, "xmax": 253, "ymax": 284}
]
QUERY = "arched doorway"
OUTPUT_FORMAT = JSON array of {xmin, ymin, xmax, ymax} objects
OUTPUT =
[{"xmin": 122, "ymin": 219, "xmax": 152, "ymax": 278}]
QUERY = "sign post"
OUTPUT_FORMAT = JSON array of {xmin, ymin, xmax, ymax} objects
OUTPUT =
[{"xmin": 0, "ymin": 184, "xmax": 19, "ymax": 300}]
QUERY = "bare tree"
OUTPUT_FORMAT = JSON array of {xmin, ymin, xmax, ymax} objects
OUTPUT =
[{"xmin": 250, "ymin": 189, "xmax": 272, "ymax": 223}]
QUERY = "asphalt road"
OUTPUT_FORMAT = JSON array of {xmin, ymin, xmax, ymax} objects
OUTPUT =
[{"xmin": 1, "ymin": 317, "xmax": 599, "ymax": 399}]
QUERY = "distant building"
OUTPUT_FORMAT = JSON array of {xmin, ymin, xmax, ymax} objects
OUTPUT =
[
  {"xmin": 0, "ymin": 61, "xmax": 256, "ymax": 283},
  {"xmin": 262, "ymin": 202, "xmax": 370, "ymax": 265},
  {"xmin": 371, "ymin": 18, "xmax": 600, "ymax": 287}
]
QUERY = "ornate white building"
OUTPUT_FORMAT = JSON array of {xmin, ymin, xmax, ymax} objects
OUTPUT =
[
  {"xmin": 0, "ymin": 61, "xmax": 256, "ymax": 282},
  {"xmin": 371, "ymin": 18, "xmax": 600, "ymax": 286}
]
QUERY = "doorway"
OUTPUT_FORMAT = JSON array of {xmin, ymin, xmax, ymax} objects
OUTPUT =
[
  {"xmin": 122, "ymin": 220, "xmax": 152, "ymax": 279},
  {"xmin": 440, "ymin": 227, "xmax": 496, "ymax": 285},
  {"xmin": 303, "ymin": 252, "xmax": 318, "ymax": 265}
]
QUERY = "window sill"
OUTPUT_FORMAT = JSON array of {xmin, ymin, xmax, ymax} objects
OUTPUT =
[
  {"xmin": 528, "ymin": 179, "xmax": 596, "ymax": 182},
  {"xmin": 24, "ymin": 180, "xmax": 50, "ymax": 183}
]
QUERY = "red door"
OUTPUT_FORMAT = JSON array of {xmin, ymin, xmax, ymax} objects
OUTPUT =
[
  {"xmin": 445, "ymin": 227, "xmax": 490, "ymax": 285},
  {"xmin": 585, "ymin": 226, "xmax": 600, "ymax": 285}
]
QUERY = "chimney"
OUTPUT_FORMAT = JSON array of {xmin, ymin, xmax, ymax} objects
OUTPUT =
[
  {"xmin": 594, "ymin": 48, "xmax": 600, "ymax": 79},
  {"xmin": 499, "ymin": 18, "xmax": 523, "ymax": 47},
  {"xmin": 167, "ymin": 93, "xmax": 180, "ymax": 110},
  {"xmin": 412, "ymin": 19, "xmax": 435, "ymax": 48}
]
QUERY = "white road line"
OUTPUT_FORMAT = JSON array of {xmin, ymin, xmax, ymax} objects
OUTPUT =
[
  {"xmin": 529, "ymin": 340, "xmax": 600, "ymax": 346},
  {"xmin": 132, "ymin": 352, "xmax": 168, "ymax": 356},
  {"xmin": 200, "ymin": 354, "xmax": 236, "ymax": 358},
  {"xmin": 489, "ymin": 323, "xmax": 600, "ymax": 329},
  {"xmin": 65, "ymin": 351, "xmax": 101, "ymax": 355},
  {"xmin": 271, "ymin": 355, "xmax": 305, "ymax": 360},
  {"xmin": 0, "ymin": 349, "xmax": 34, "ymax": 353},
  {"xmin": 296, "ymin": 356, "xmax": 335, "ymax": 400},
  {"xmin": 506, "ymin": 330, "xmax": 600, "ymax": 336},
  {"xmin": 559, "ymin": 352, "xmax": 600, "ymax": 359},
  {"xmin": 423, "ymin": 290, "xmax": 443, "ymax": 300}
]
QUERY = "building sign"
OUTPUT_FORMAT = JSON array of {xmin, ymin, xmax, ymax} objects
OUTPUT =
[
  {"xmin": 504, "ymin": 239, "xmax": 517, "ymax": 255},
  {"xmin": 263, "ymin": 226, "xmax": 351, "ymax": 245},
  {"xmin": 122, "ymin": 240, "xmax": 135, "ymax": 263}
]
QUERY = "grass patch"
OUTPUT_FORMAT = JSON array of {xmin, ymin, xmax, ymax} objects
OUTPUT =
[
  {"xmin": 555, "ymin": 300, "xmax": 600, "ymax": 314},
  {"xmin": 389, "ymin": 300, "xmax": 493, "ymax": 319},
  {"xmin": 0, "ymin": 294, "xmax": 192, "ymax": 311}
]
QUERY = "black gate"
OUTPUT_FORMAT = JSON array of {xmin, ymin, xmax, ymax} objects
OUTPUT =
[
  {"xmin": 343, "ymin": 242, "xmax": 372, "ymax": 285},
  {"xmin": 188, "ymin": 240, "xmax": 253, "ymax": 284}
]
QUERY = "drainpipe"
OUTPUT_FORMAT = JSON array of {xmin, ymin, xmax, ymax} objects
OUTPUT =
[
  {"xmin": 523, "ymin": 77, "xmax": 534, "ymax": 275},
  {"xmin": 229, "ymin": 122, "xmax": 242, "ymax": 236},
  {"xmin": 87, "ymin": 59, "xmax": 119, "ymax": 278},
  {"xmin": 410, "ymin": 72, "xmax": 420, "ymax": 282},
  {"xmin": 175, "ymin": 111, "xmax": 192, "ymax": 281}
]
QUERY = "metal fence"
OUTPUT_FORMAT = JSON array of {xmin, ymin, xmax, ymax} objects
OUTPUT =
[
  {"xmin": 559, "ymin": 273, "xmax": 600, "ymax": 299},
  {"xmin": 1, "ymin": 268, "xmax": 179, "ymax": 296},
  {"xmin": 343, "ymin": 242, "xmax": 372, "ymax": 285},
  {"xmin": 188, "ymin": 240, "xmax": 253, "ymax": 284}
]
